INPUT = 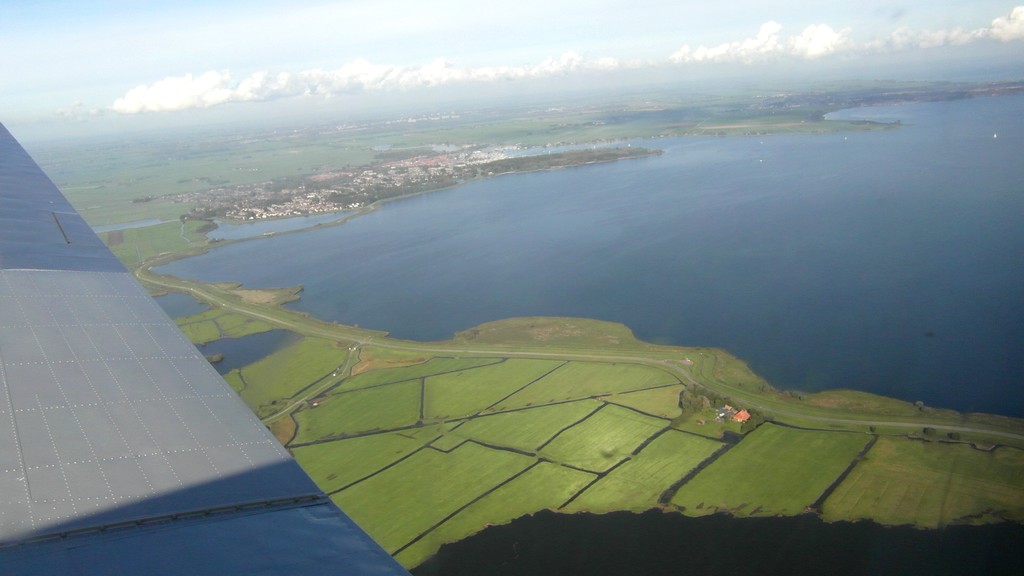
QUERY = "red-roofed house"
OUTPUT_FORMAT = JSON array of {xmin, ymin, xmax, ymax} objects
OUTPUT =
[{"xmin": 733, "ymin": 409, "xmax": 751, "ymax": 423}]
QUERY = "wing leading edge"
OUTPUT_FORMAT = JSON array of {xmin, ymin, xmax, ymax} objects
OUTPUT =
[{"xmin": 0, "ymin": 123, "xmax": 409, "ymax": 575}]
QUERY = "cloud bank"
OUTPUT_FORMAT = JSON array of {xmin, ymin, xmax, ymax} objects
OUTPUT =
[
  {"xmin": 110, "ymin": 6, "xmax": 1024, "ymax": 115},
  {"xmin": 111, "ymin": 52, "xmax": 616, "ymax": 113},
  {"xmin": 669, "ymin": 21, "xmax": 850, "ymax": 63}
]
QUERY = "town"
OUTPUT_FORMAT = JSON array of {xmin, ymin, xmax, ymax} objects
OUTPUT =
[{"xmin": 176, "ymin": 145, "xmax": 658, "ymax": 221}]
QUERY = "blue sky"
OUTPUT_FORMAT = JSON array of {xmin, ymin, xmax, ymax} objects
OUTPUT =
[{"xmin": 4, "ymin": 1, "xmax": 1023, "ymax": 138}]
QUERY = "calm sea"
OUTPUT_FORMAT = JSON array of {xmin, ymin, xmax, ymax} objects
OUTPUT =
[{"xmin": 160, "ymin": 95, "xmax": 1024, "ymax": 417}]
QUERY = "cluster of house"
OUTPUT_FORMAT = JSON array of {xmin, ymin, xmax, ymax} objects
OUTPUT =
[{"xmin": 716, "ymin": 404, "xmax": 751, "ymax": 423}]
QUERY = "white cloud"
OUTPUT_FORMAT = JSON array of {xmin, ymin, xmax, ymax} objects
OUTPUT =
[
  {"xmin": 106, "ymin": 6, "xmax": 1024, "ymax": 115},
  {"xmin": 989, "ymin": 5, "xmax": 1024, "ymax": 41},
  {"xmin": 868, "ymin": 5, "xmax": 1024, "ymax": 51},
  {"xmin": 670, "ymin": 21, "xmax": 849, "ymax": 64},
  {"xmin": 113, "ymin": 71, "xmax": 240, "ymax": 113},
  {"xmin": 110, "ymin": 52, "xmax": 621, "ymax": 114},
  {"xmin": 788, "ymin": 24, "xmax": 849, "ymax": 58},
  {"xmin": 670, "ymin": 21, "xmax": 782, "ymax": 64}
]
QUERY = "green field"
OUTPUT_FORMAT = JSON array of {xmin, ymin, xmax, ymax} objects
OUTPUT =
[
  {"xmin": 332, "ymin": 441, "xmax": 535, "ymax": 553},
  {"xmin": 540, "ymin": 404, "xmax": 669, "ymax": 472},
  {"xmin": 449, "ymin": 400, "xmax": 601, "ymax": 452},
  {"xmin": 293, "ymin": 379, "xmax": 422, "ymax": 443},
  {"xmin": 343, "ymin": 356, "xmax": 501, "ymax": 391},
  {"xmin": 606, "ymin": 385, "xmax": 685, "ymax": 418},
  {"xmin": 424, "ymin": 359, "xmax": 565, "ymax": 419},
  {"xmin": 292, "ymin": 425, "xmax": 443, "ymax": 493},
  {"xmin": 176, "ymin": 308, "xmax": 274, "ymax": 344},
  {"xmin": 102, "ymin": 220, "xmax": 210, "ymax": 267},
  {"xmin": 565, "ymin": 430, "xmax": 724, "ymax": 513},
  {"xmin": 494, "ymin": 361, "xmax": 679, "ymax": 410},
  {"xmin": 231, "ymin": 336, "xmax": 345, "ymax": 417},
  {"xmin": 394, "ymin": 461, "xmax": 596, "ymax": 567},
  {"xmin": 671, "ymin": 424, "xmax": 872, "ymax": 516},
  {"xmin": 822, "ymin": 437, "xmax": 1024, "ymax": 527}
]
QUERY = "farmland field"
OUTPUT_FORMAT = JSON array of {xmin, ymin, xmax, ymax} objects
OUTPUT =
[
  {"xmin": 176, "ymin": 308, "xmax": 273, "ymax": 344},
  {"xmin": 494, "ymin": 361, "xmax": 679, "ymax": 410},
  {"xmin": 822, "ymin": 437, "xmax": 1024, "ymax": 527},
  {"xmin": 394, "ymin": 461, "xmax": 596, "ymax": 567},
  {"xmin": 424, "ymin": 359, "xmax": 565, "ymax": 419},
  {"xmin": 343, "ymin": 356, "xmax": 501, "ymax": 391},
  {"xmin": 231, "ymin": 336, "xmax": 346, "ymax": 417},
  {"xmin": 565, "ymin": 430, "xmax": 724, "ymax": 513},
  {"xmin": 449, "ymin": 400, "xmax": 601, "ymax": 452},
  {"xmin": 671, "ymin": 424, "xmax": 872, "ymax": 516},
  {"xmin": 332, "ymin": 441, "xmax": 535, "ymax": 553},
  {"xmin": 293, "ymin": 379, "xmax": 422, "ymax": 442},
  {"xmin": 539, "ymin": 404, "xmax": 669, "ymax": 472},
  {"xmin": 292, "ymin": 425, "xmax": 443, "ymax": 493}
]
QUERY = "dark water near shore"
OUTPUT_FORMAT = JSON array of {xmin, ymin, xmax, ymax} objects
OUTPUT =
[
  {"xmin": 198, "ymin": 330, "xmax": 298, "ymax": 375},
  {"xmin": 159, "ymin": 95, "xmax": 1024, "ymax": 416},
  {"xmin": 152, "ymin": 292, "xmax": 298, "ymax": 374},
  {"xmin": 413, "ymin": 510, "xmax": 1024, "ymax": 576},
  {"xmin": 154, "ymin": 291, "xmax": 209, "ymax": 318}
]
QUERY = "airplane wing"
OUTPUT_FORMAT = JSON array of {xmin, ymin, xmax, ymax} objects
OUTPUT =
[{"xmin": 0, "ymin": 122, "xmax": 409, "ymax": 575}]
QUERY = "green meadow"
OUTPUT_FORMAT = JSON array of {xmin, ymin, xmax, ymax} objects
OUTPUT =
[
  {"xmin": 175, "ymin": 308, "xmax": 274, "ymax": 344},
  {"xmin": 229, "ymin": 336, "xmax": 347, "ymax": 418},
  {"xmin": 565, "ymin": 430, "xmax": 723, "ymax": 513},
  {"xmin": 822, "ymin": 436, "xmax": 1024, "ymax": 527},
  {"xmin": 670, "ymin": 424, "xmax": 873, "ymax": 517}
]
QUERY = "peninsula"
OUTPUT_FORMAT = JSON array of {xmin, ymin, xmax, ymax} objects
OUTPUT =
[{"xmin": 147, "ymin": 270, "xmax": 1024, "ymax": 570}]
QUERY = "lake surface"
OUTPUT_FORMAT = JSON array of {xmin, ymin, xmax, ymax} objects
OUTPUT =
[
  {"xmin": 159, "ymin": 95, "xmax": 1024, "ymax": 416},
  {"xmin": 199, "ymin": 330, "xmax": 299, "ymax": 375},
  {"xmin": 154, "ymin": 291, "xmax": 209, "ymax": 318},
  {"xmin": 413, "ymin": 510, "xmax": 1024, "ymax": 576}
]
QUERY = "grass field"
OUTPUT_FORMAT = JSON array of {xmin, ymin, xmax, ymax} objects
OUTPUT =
[
  {"xmin": 424, "ymin": 359, "xmax": 565, "ymax": 419},
  {"xmin": 394, "ymin": 461, "xmax": 596, "ymax": 567},
  {"xmin": 449, "ymin": 400, "xmax": 602, "ymax": 452},
  {"xmin": 332, "ymin": 441, "xmax": 535, "ymax": 553},
  {"xmin": 565, "ymin": 430, "xmax": 724, "ymax": 513},
  {"xmin": 176, "ymin": 308, "xmax": 274, "ymax": 344},
  {"xmin": 822, "ymin": 437, "xmax": 1024, "ymax": 527},
  {"xmin": 605, "ymin": 385, "xmax": 685, "ymax": 418},
  {"xmin": 292, "ymin": 425, "xmax": 443, "ymax": 493},
  {"xmin": 342, "ymin": 356, "xmax": 501, "ymax": 391},
  {"xmin": 671, "ymin": 424, "xmax": 872, "ymax": 517},
  {"xmin": 540, "ymin": 404, "xmax": 669, "ymax": 472},
  {"xmin": 101, "ymin": 220, "xmax": 210, "ymax": 267},
  {"xmin": 233, "ymin": 336, "xmax": 345, "ymax": 417},
  {"xmin": 293, "ymin": 379, "xmax": 422, "ymax": 443},
  {"xmin": 494, "ymin": 361, "xmax": 679, "ymax": 410}
]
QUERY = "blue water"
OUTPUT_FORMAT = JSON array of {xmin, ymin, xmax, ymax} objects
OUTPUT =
[
  {"xmin": 199, "ymin": 330, "xmax": 300, "ymax": 375},
  {"xmin": 154, "ymin": 291, "xmax": 209, "ymax": 318},
  {"xmin": 159, "ymin": 95, "xmax": 1024, "ymax": 416}
]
